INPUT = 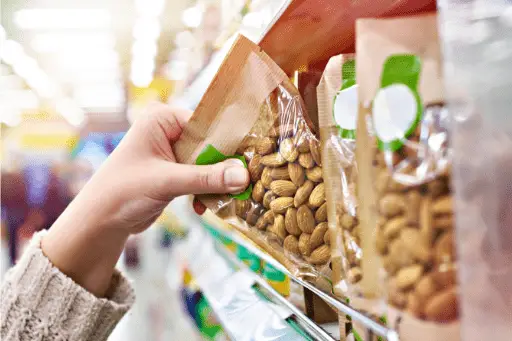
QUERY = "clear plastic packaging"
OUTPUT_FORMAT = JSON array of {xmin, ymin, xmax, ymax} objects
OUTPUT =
[
  {"xmin": 357, "ymin": 13, "xmax": 458, "ymax": 327},
  {"xmin": 174, "ymin": 35, "xmax": 331, "ymax": 287}
]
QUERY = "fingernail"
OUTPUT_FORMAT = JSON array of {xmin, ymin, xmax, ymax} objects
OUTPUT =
[{"xmin": 224, "ymin": 163, "xmax": 248, "ymax": 191}]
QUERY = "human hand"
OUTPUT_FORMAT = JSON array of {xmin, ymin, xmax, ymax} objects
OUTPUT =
[{"xmin": 42, "ymin": 103, "xmax": 249, "ymax": 296}]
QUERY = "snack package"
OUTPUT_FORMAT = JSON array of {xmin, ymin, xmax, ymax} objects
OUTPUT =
[
  {"xmin": 174, "ymin": 35, "xmax": 331, "ymax": 287},
  {"xmin": 357, "ymin": 13, "xmax": 459, "ymax": 338},
  {"xmin": 319, "ymin": 54, "xmax": 385, "ymax": 341}
]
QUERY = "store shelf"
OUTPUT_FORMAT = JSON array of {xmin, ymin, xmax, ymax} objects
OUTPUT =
[
  {"xmin": 258, "ymin": 0, "xmax": 437, "ymax": 73},
  {"xmin": 185, "ymin": 219, "xmax": 336, "ymax": 341},
  {"xmin": 197, "ymin": 211, "xmax": 399, "ymax": 341}
]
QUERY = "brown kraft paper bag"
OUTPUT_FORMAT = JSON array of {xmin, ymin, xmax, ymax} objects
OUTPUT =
[
  {"xmin": 174, "ymin": 35, "xmax": 332, "ymax": 288},
  {"xmin": 356, "ymin": 13, "xmax": 459, "ymax": 340}
]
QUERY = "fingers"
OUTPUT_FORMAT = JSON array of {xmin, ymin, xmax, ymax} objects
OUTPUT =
[
  {"xmin": 144, "ymin": 102, "xmax": 193, "ymax": 143},
  {"xmin": 167, "ymin": 159, "xmax": 250, "ymax": 197}
]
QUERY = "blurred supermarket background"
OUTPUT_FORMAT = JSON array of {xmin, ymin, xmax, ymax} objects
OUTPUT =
[{"xmin": 1, "ymin": 1, "xmax": 295, "ymax": 340}]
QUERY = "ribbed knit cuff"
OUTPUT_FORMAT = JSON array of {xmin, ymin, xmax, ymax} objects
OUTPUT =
[{"xmin": 1, "ymin": 231, "xmax": 135, "ymax": 341}]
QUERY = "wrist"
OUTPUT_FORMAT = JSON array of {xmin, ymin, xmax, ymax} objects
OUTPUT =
[{"xmin": 43, "ymin": 188, "xmax": 130, "ymax": 297}]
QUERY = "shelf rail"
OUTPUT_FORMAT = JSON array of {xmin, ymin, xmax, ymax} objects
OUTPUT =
[{"xmin": 197, "ymin": 214, "xmax": 399, "ymax": 341}]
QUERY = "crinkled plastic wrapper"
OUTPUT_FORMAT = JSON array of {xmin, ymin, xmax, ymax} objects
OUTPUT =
[
  {"xmin": 319, "ymin": 54, "xmax": 385, "ymax": 341},
  {"xmin": 357, "ymin": 14, "xmax": 459, "ymax": 337},
  {"xmin": 174, "ymin": 35, "xmax": 331, "ymax": 289}
]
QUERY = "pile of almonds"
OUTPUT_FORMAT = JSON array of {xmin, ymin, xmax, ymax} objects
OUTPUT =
[
  {"xmin": 374, "ymin": 151, "xmax": 458, "ymax": 322},
  {"xmin": 234, "ymin": 129, "xmax": 330, "ymax": 266}
]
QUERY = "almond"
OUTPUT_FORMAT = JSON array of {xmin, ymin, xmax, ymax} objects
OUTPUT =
[
  {"xmin": 284, "ymin": 235, "xmax": 300, "ymax": 255},
  {"xmin": 309, "ymin": 139, "xmax": 322, "ymax": 166},
  {"xmin": 294, "ymin": 180, "xmax": 314, "ymax": 207},
  {"xmin": 297, "ymin": 204, "xmax": 316, "ymax": 233},
  {"xmin": 252, "ymin": 181, "xmax": 265, "ymax": 203},
  {"xmin": 263, "ymin": 190, "xmax": 277, "ymax": 209},
  {"xmin": 269, "ymin": 166, "xmax": 290, "ymax": 180},
  {"xmin": 270, "ymin": 180, "xmax": 297, "ymax": 197},
  {"xmin": 434, "ymin": 215, "xmax": 453, "ymax": 229},
  {"xmin": 400, "ymin": 228, "xmax": 431, "ymax": 264},
  {"xmin": 270, "ymin": 197, "xmax": 294, "ymax": 214},
  {"xmin": 255, "ymin": 215, "xmax": 267, "ymax": 230},
  {"xmin": 298, "ymin": 152, "xmax": 315, "ymax": 169},
  {"xmin": 295, "ymin": 135, "xmax": 310, "ymax": 153},
  {"xmin": 285, "ymin": 208, "xmax": 302, "ymax": 236},
  {"xmin": 279, "ymin": 138, "xmax": 299, "ymax": 162},
  {"xmin": 262, "ymin": 210, "xmax": 275, "ymax": 224},
  {"xmin": 379, "ymin": 193, "xmax": 405, "ymax": 217},
  {"xmin": 434, "ymin": 231, "xmax": 455, "ymax": 265},
  {"xmin": 273, "ymin": 214, "xmax": 287, "ymax": 241},
  {"xmin": 415, "ymin": 274, "xmax": 437, "ymax": 301},
  {"xmin": 299, "ymin": 233, "xmax": 312, "ymax": 256},
  {"xmin": 288, "ymin": 163, "xmax": 305, "ymax": 186},
  {"xmin": 323, "ymin": 229, "xmax": 331, "ymax": 245},
  {"xmin": 306, "ymin": 166, "xmax": 323, "ymax": 182},
  {"xmin": 310, "ymin": 244, "xmax": 330, "ymax": 264},
  {"xmin": 310, "ymin": 222, "xmax": 328, "ymax": 249},
  {"xmin": 432, "ymin": 196, "xmax": 452, "ymax": 215},
  {"xmin": 315, "ymin": 202, "xmax": 327, "ymax": 222},
  {"xmin": 235, "ymin": 199, "xmax": 251, "ymax": 220},
  {"xmin": 248, "ymin": 154, "xmax": 264, "ymax": 182},
  {"xmin": 255, "ymin": 137, "xmax": 276, "ymax": 155},
  {"xmin": 407, "ymin": 291, "xmax": 423, "ymax": 318},
  {"xmin": 261, "ymin": 167, "xmax": 273, "ymax": 189},
  {"xmin": 383, "ymin": 216, "xmax": 407, "ymax": 239},
  {"xmin": 261, "ymin": 152, "xmax": 286, "ymax": 167},
  {"xmin": 396, "ymin": 264, "xmax": 423, "ymax": 290},
  {"xmin": 424, "ymin": 288, "xmax": 458, "ymax": 322},
  {"xmin": 341, "ymin": 213, "xmax": 356, "ymax": 230},
  {"xmin": 308, "ymin": 183, "xmax": 325, "ymax": 208}
]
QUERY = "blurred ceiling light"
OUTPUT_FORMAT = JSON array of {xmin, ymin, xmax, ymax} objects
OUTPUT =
[
  {"xmin": 135, "ymin": 0, "xmax": 165, "ymax": 18},
  {"xmin": 131, "ymin": 40, "xmax": 158, "ymax": 58},
  {"xmin": 56, "ymin": 98, "xmax": 85, "ymax": 126},
  {"xmin": 0, "ymin": 74, "xmax": 24, "ymax": 89},
  {"xmin": 32, "ymin": 32, "xmax": 115, "ymax": 53},
  {"xmin": 1, "ymin": 40, "xmax": 24, "ymax": 65},
  {"xmin": 67, "ymin": 71, "xmax": 122, "ymax": 84},
  {"xmin": 182, "ymin": 6, "xmax": 203, "ymax": 28},
  {"xmin": 133, "ymin": 18, "xmax": 161, "ymax": 41},
  {"xmin": 175, "ymin": 30, "xmax": 195, "ymax": 48},
  {"xmin": 0, "ymin": 89, "xmax": 40, "ymax": 109},
  {"xmin": 131, "ymin": 55, "xmax": 155, "ymax": 73},
  {"xmin": 130, "ymin": 70, "xmax": 153, "ymax": 88},
  {"xmin": 0, "ymin": 108, "xmax": 22, "ymax": 127},
  {"xmin": 14, "ymin": 9, "xmax": 111, "ymax": 30},
  {"xmin": 12, "ymin": 56, "xmax": 39, "ymax": 79},
  {"xmin": 74, "ymin": 85, "xmax": 125, "ymax": 108},
  {"xmin": 242, "ymin": 12, "xmax": 264, "ymax": 28},
  {"xmin": 58, "ymin": 49, "xmax": 120, "ymax": 68}
]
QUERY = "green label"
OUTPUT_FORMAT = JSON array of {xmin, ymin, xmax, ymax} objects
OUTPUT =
[
  {"xmin": 195, "ymin": 144, "xmax": 252, "ymax": 200},
  {"xmin": 372, "ymin": 54, "xmax": 422, "ymax": 152},
  {"xmin": 333, "ymin": 59, "xmax": 358, "ymax": 139},
  {"xmin": 262, "ymin": 263, "xmax": 286, "ymax": 282}
]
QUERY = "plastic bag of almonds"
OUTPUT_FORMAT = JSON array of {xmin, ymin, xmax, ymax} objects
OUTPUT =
[
  {"xmin": 174, "ymin": 35, "xmax": 331, "ymax": 284},
  {"xmin": 318, "ymin": 54, "xmax": 363, "ymax": 295},
  {"xmin": 357, "ymin": 13, "xmax": 459, "ymax": 334},
  {"xmin": 319, "ymin": 54, "xmax": 386, "ymax": 341}
]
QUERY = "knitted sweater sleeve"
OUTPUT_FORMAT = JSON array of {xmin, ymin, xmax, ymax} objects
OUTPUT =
[{"xmin": 0, "ymin": 231, "xmax": 135, "ymax": 341}]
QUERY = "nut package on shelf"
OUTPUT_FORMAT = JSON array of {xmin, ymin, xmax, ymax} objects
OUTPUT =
[
  {"xmin": 356, "ymin": 12, "xmax": 459, "ymax": 339},
  {"xmin": 175, "ymin": 35, "xmax": 331, "ymax": 291}
]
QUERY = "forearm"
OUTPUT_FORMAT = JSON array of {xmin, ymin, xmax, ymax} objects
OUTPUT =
[{"xmin": 42, "ymin": 181, "xmax": 130, "ymax": 298}]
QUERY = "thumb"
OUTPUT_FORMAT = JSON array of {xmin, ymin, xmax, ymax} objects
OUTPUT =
[{"xmin": 167, "ymin": 159, "xmax": 250, "ymax": 197}]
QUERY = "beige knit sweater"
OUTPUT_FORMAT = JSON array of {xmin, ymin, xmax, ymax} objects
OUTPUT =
[{"xmin": 1, "ymin": 232, "xmax": 135, "ymax": 341}]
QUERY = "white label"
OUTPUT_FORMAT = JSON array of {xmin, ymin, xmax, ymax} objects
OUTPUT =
[
  {"xmin": 373, "ymin": 84, "xmax": 418, "ymax": 143},
  {"xmin": 333, "ymin": 84, "xmax": 358, "ymax": 131}
]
